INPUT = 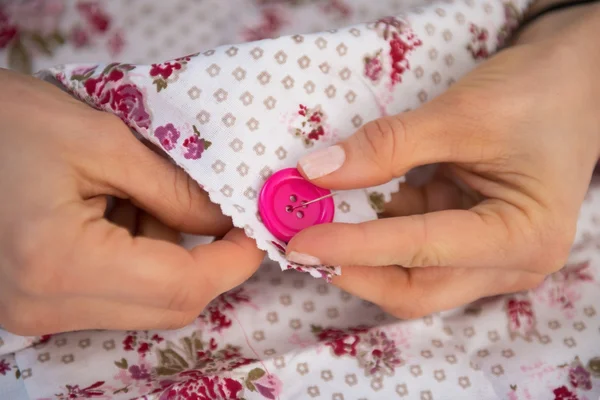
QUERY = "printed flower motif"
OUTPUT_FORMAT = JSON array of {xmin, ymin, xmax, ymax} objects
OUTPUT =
[
  {"xmin": 55, "ymin": 381, "xmax": 106, "ymax": 399},
  {"xmin": 320, "ymin": 0, "xmax": 352, "ymax": 18},
  {"xmin": 0, "ymin": 359, "xmax": 10, "ymax": 376},
  {"xmin": 293, "ymin": 104, "xmax": 326, "ymax": 147},
  {"xmin": 568, "ymin": 357, "xmax": 592, "ymax": 390},
  {"xmin": 245, "ymin": 368, "xmax": 283, "ymax": 400},
  {"xmin": 467, "ymin": 23, "xmax": 490, "ymax": 60},
  {"xmin": 149, "ymin": 55, "xmax": 196, "ymax": 92},
  {"xmin": 552, "ymin": 385, "xmax": 578, "ymax": 400},
  {"xmin": 364, "ymin": 50, "xmax": 383, "ymax": 82},
  {"xmin": 182, "ymin": 125, "xmax": 212, "ymax": 160},
  {"xmin": 76, "ymin": 1, "xmax": 111, "ymax": 33},
  {"xmin": 312, "ymin": 325, "xmax": 370, "ymax": 357},
  {"xmin": 110, "ymin": 83, "xmax": 151, "ymax": 130},
  {"xmin": 505, "ymin": 297, "xmax": 539, "ymax": 340},
  {"xmin": 560, "ymin": 261, "xmax": 593, "ymax": 282},
  {"xmin": 356, "ymin": 330, "xmax": 403, "ymax": 377},
  {"xmin": 242, "ymin": 7, "xmax": 284, "ymax": 41},
  {"xmin": 200, "ymin": 288, "xmax": 251, "ymax": 332},
  {"xmin": 389, "ymin": 31, "xmax": 421, "ymax": 85},
  {"xmin": 158, "ymin": 372, "xmax": 244, "ymax": 400},
  {"xmin": 70, "ymin": 25, "xmax": 89, "ymax": 48},
  {"xmin": 122, "ymin": 331, "xmax": 164, "ymax": 356},
  {"xmin": 0, "ymin": 9, "xmax": 17, "ymax": 49},
  {"xmin": 152, "ymin": 331, "xmax": 264, "ymax": 399},
  {"xmin": 0, "ymin": 1, "xmax": 121, "ymax": 73},
  {"xmin": 532, "ymin": 261, "xmax": 593, "ymax": 318},
  {"xmin": 371, "ymin": 17, "xmax": 422, "ymax": 87},
  {"xmin": 154, "ymin": 123, "xmax": 181, "ymax": 151}
]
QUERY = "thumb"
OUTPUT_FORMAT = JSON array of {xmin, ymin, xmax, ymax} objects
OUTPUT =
[{"xmin": 297, "ymin": 99, "xmax": 478, "ymax": 190}]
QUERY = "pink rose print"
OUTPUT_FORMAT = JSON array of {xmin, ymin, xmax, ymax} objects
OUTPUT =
[
  {"xmin": 158, "ymin": 372, "xmax": 244, "ymax": 400},
  {"xmin": 76, "ymin": 2, "xmax": 111, "ymax": 33},
  {"xmin": 107, "ymin": 29, "xmax": 125, "ymax": 57},
  {"xmin": 553, "ymin": 386, "xmax": 578, "ymax": 400},
  {"xmin": 389, "ymin": 30, "xmax": 421, "ymax": 85},
  {"xmin": 245, "ymin": 368, "xmax": 283, "ymax": 400},
  {"xmin": 0, "ymin": 358, "xmax": 10, "ymax": 375},
  {"xmin": 122, "ymin": 331, "xmax": 164, "ymax": 356},
  {"xmin": 0, "ymin": 9, "xmax": 17, "ymax": 49},
  {"xmin": 70, "ymin": 25, "xmax": 89, "ymax": 48},
  {"xmin": 200, "ymin": 288, "xmax": 251, "ymax": 332},
  {"xmin": 533, "ymin": 261, "xmax": 594, "ymax": 318},
  {"xmin": 154, "ymin": 123, "xmax": 181, "ymax": 151},
  {"xmin": 55, "ymin": 381, "xmax": 107, "ymax": 400},
  {"xmin": 182, "ymin": 126, "xmax": 212, "ymax": 160},
  {"xmin": 356, "ymin": 330, "xmax": 403, "ymax": 377},
  {"xmin": 109, "ymin": 84, "xmax": 151, "ymax": 130},
  {"xmin": 568, "ymin": 357, "xmax": 592, "ymax": 391},
  {"xmin": 364, "ymin": 50, "xmax": 383, "ymax": 82},
  {"xmin": 372, "ymin": 17, "xmax": 422, "ymax": 86},
  {"xmin": 467, "ymin": 23, "xmax": 490, "ymax": 60},
  {"xmin": 505, "ymin": 297, "xmax": 539, "ymax": 340},
  {"xmin": 0, "ymin": 1, "xmax": 121, "ymax": 73},
  {"xmin": 321, "ymin": 0, "xmax": 352, "ymax": 18},
  {"xmin": 293, "ymin": 104, "xmax": 326, "ymax": 147},
  {"xmin": 242, "ymin": 7, "xmax": 284, "ymax": 41},
  {"xmin": 312, "ymin": 325, "xmax": 370, "ymax": 357},
  {"xmin": 149, "ymin": 55, "xmax": 196, "ymax": 92},
  {"xmin": 5, "ymin": 0, "xmax": 64, "ymax": 36},
  {"xmin": 150, "ymin": 62, "xmax": 182, "ymax": 80}
]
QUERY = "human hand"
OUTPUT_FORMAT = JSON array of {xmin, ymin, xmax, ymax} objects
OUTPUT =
[
  {"xmin": 0, "ymin": 69, "xmax": 264, "ymax": 335},
  {"xmin": 286, "ymin": 5, "xmax": 600, "ymax": 318}
]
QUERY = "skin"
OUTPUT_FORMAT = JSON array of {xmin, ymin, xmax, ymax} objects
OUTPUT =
[
  {"xmin": 1, "ymin": 1, "xmax": 597, "ymax": 334},
  {"xmin": 0, "ymin": 70, "xmax": 265, "ymax": 335},
  {"xmin": 288, "ymin": 3, "xmax": 600, "ymax": 319}
]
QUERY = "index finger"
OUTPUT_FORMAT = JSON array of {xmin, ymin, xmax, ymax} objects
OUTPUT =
[{"xmin": 286, "ymin": 204, "xmax": 546, "ymax": 272}]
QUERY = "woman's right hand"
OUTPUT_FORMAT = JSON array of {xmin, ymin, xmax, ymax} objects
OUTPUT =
[{"xmin": 0, "ymin": 69, "xmax": 264, "ymax": 335}]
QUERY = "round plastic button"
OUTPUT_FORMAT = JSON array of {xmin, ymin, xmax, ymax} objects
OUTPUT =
[{"xmin": 259, "ymin": 168, "xmax": 334, "ymax": 242}]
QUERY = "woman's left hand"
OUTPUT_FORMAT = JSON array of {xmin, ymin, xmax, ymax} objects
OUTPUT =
[{"xmin": 285, "ymin": 4, "xmax": 600, "ymax": 318}]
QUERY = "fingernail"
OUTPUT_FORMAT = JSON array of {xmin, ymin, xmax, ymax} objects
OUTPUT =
[
  {"xmin": 287, "ymin": 251, "xmax": 322, "ymax": 266},
  {"xmin": 299, "ymin": 145, "xmax": 346, "ymax": 180}
]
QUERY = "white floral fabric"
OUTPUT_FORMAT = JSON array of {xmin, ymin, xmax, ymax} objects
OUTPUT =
[{"xmin": 1, "ymin": 1, "xmax": 599, "ymax": 400}]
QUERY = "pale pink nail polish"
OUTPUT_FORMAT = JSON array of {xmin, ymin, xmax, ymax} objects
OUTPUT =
[
  {"xmin": 287, "ymin": 251, "xmax": 322, "ymax": 266},
  {"xmin": 298, "ymin": 145, "xmax": 346, "ymax": 180}
]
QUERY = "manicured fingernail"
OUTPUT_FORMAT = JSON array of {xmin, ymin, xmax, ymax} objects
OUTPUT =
[
  {"xmin": 287, "ymin": 251, "xmax": 321, "ymax": 266},
  {"xmin": 299, "ymin": 145, "xmax": 346, "ymax": 180}
]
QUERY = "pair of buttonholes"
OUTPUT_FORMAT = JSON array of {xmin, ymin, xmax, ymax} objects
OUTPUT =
[{"xmin": 285, "ymin": 194, "xmax": 306, "ymax": 219}]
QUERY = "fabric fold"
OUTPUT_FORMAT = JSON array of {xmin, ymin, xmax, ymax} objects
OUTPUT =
[{"xmin": 40, "ymin": 0, "xmax": 530, "ymax": 279}]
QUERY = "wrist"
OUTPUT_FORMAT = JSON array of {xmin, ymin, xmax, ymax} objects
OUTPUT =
[{"xmin": 516, "ymin": 2, "xmax": 600, "ymax": 157}]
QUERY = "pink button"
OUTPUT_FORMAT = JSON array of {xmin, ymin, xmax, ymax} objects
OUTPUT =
[{"xmin": 259, "ymin": 168, "xmax": 334, "ymax": 242}]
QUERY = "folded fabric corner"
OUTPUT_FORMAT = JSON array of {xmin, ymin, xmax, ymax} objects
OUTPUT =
[{"xmin": 38, "ymin": 0, "xmax": 531, "ymax": 279}]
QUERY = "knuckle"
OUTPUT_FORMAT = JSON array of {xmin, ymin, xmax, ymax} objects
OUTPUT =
[
  {"xmin": 172, "ymin": 168, "xmax": 196, "ymax": 214},
  {"xmin": 529, "ymin": 216, "xmax": 576, "ymax": 275},
  {"xmin": 405, "ymin": 215, "xmax": 444, "ymax": 267},
  {"xmin": 358, "ymin": 118, "xmax": 400, "ymax": 178},
  {"xmin": 166, "ymin": 282, "xmax": 203, "ymax": 312},
  {"xmin": 378, "ymin": 269, "xmax": 431, "ymax": 320}
]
